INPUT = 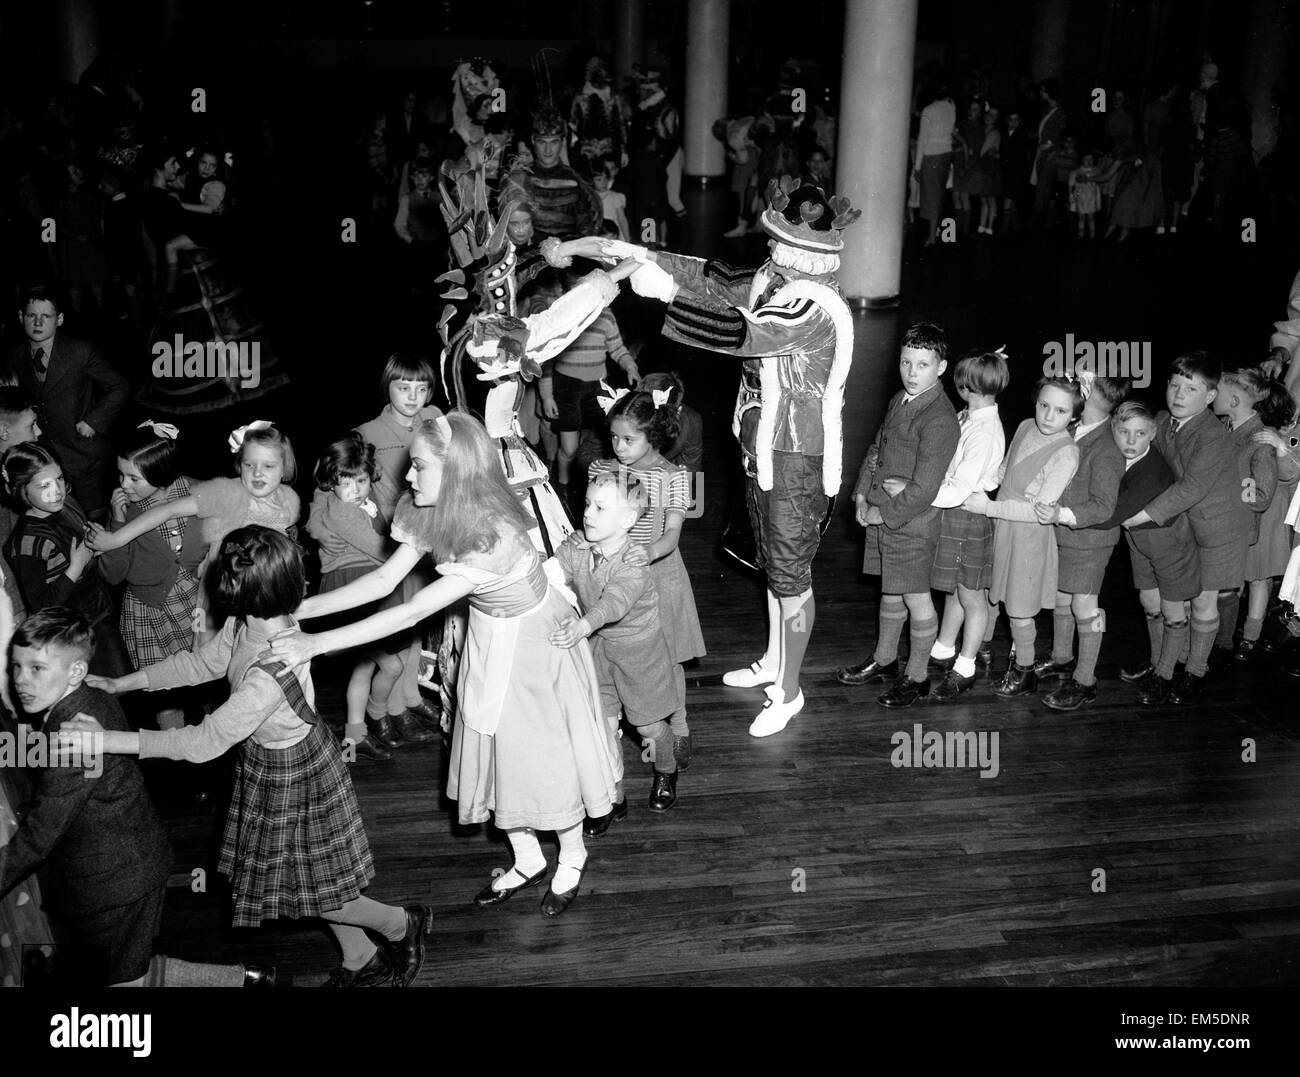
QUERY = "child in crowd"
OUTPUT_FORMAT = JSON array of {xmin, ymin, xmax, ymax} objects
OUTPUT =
[
  {"xmin": 1122, "ymin": 352, "xmax": 1243, "ymax": 704},
  {"xmin": 2, "ymin": 443, "xmax": 131, "ymax": 675},
  {"xmin": 69, "ymin": 528, "xmax": 431, "ymax": 987},
  {"xmin": 505, "ymin": 202, "xmax": 537, "ymax": 251},
  {"xmin": 307, "ymin": 433, "xmax": 413, "ymax": 762},
  {"xmin": 1068, "ymin": 151, "xmax": 1103, "ymax": 239},
  {"xmin": 0, "ymin": 387, "xmax": 42, "ymax": 619},
  {"xmin": 640, "ymin": 371, "xmax": 703, "ymax": 481},
  {"xmin": 1033, "ymin": 375, "xmax": 1129, "ymax": 711},
  {"xmin": 591, "ymin": 389, "xmax": 703, "ymax": 757},
  {"xmin": 964, "ymin": 375, "xmax": 1082, "ymax": 696},
  {"xmin": 925, "ymin": 348, "xmax": 1009, "ymax": 701},
  {"xmin": 97, "ymin": 421, "xmax": 200, "ymax": 729},
  {"xmin": 1, "ymin": 608, "xmax": 273, "ymax": 987},
  {"xmin": 839, "ymin": 322, "xmax": 961, "ymax": 706},
  {"xmin": 1212, "ymin": 367, "xmax": 1295, "ymax": 659},
  {"xmin": 592, "ymin": 155, "xmax": 631, "ymax": 241},
  {"xmin": 551, "ymin": 470, "xmax": 684, "ymax": 818},
  {"xmin": 356, "ymin": 353, "xmax": 445, "ymax": 741},
  {"xmin": 1097, "ymin": 402, "xmax": 1204, "ymax": 695}
]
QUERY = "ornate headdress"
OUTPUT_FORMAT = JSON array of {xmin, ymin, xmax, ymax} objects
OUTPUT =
[{"xmin": 760, "ymin": 176, "xmax": 860, "ymax": 254}]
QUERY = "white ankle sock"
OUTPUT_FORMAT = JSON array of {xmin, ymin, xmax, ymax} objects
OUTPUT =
[
  {"xmin": 931, "ymin": 641, "xmax": 956, "ymax": 660},
  {"xmin": 953, "ymin": 655, "xmax": 977, "ymax": 678},
  {"xmin": 495, "ymin": 828, "xmax": 547, "ymax": 890},
  {"xmin": 551, "ymin": 825, "xmax": 587, "ymax": 894}
]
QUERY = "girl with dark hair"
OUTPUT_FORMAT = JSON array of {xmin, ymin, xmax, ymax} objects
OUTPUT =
[
  {"xmin": 69, "ymin": 525, "xmax": 431, "ymax": 988},
  {"xmin": 269, "ymin": 413, "xmax": 622, "ymax": 916}
]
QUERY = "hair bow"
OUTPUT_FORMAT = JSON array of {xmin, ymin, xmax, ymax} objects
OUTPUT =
[
  {"xmin": 228, "ymin": 420, "xmax": 273, "ymax": 453},
  {"xmin": 434, "ymin": 414, "xmax": 452, "ymax": 442},
  {"xmin": 221, "ymin": 540, "xmax": 254, "ymax": 567},
  {"xmin": 138, "ymin": 419, "xmax": 180, "ymax": 440},
  {"xmin": 596, "ymin": 380, "xmax": 630, "ymax": 415},
  {"xmin": 993, "ymin": 345, "xmax": 1009, "ymax": 359},
  {"xmin": 1061, "ymin": 368, "xmax": 1095, "ymax": 400},
  {"xmin": 651, "ymin": 388, "xmax": 671, "ymax": 410}
]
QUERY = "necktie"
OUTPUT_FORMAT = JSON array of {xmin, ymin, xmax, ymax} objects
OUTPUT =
[
  {"xmin": 1170, "ymin": 417, "xmax": 1182, "ymax": 435},
  {"xmin": 33, "ymin": 347, "xmax": 47, "ymax": 382}
]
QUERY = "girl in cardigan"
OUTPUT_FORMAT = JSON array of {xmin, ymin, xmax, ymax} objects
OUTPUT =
[
  {"xmin": 964, "ymin": 375, "xmax": 1081, "ymax": 696},
  {"xmin": 98, "ymin": 421, "xmax": 200, "ymax": 729},
  {"xmin": 306, "ymin": 433, "xmax": 417, "ymax": 763},
  {"xmin": 67, "ymin": 526, "xmax": 430, "ymax": 988},
  {"xmin": 1, "ymin": 443, "xmax": 131, "ymax": 676}
]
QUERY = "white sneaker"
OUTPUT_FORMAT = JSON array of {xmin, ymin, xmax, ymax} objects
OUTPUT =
[
  {"xmin": 722, "ymin": 661, "xmax": 778, "ymax": 688},
  {"xmin": 748, "ymin": 684, "xmax": 805, "ymax": 738}
]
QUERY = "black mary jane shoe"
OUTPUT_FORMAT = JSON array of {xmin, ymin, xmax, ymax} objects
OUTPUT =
[
  {"xmin": 387, "ymin": 905, "xmax": 433, "ymax": 987},
  {"xmin": 583, "ymin": 797, "xmax": 628, "ymax": 838},
  {"xmin": 648, "ymin": 771, "xmax": 678, "ymax": 813},
  {"xmin": 540, "ymin": 865, "xmax": 586, "ymax": 917},
  {"xmin": 992, "ymin": 664, "xmax": 1038, "ymax": 697},
  {"xmin": 836, "ymin": 657, "xmax": 898, "ymax": 686},
  {"xmin": 473, "ymin": 865, "xmax": 549, "ymax": 907}
]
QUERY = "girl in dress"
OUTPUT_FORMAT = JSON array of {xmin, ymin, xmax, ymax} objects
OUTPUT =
[
  {"xmin": 269, "ymin": 413, "xmax": 621, "ymax": 916},
  {"xmin": 98, "ymin": 421, "xmax": 200, "ymax": 729},
  {"xmin": 306, "ymin": 432, "xmax": 410, "ymax": 762},
  {"xmin": 590, "ymin": 388, "xmax": 704, "ymax": 764},
  {"xmin": 1, "ymin": 443, "xmax": 131, "ymax": 675},
  {"xmin": 1068, "ymin": 152, "xmax": 1103, "ymax": 239},
  {"xmin": 964, "ymin": 376, "xmax": 1082, "ymax": 697},
  {"xmin": 64, "ymin": 526, "xmax": 430, "ymax": 988}
]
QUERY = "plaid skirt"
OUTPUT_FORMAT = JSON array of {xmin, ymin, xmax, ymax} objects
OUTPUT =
[
  {"xmin": 930, "ymin": 507, "xmax": 993, "ymax": 593},
  {"xmin": 217, "ymin": 720, "xmax": 374, "ymax": 928},
  {"xmin": 120, "ymin": 569, "xmax": 201, "ymax": 667}
]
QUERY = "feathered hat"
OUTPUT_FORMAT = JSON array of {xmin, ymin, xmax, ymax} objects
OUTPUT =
[
  {"xmin": 530, "ymin": 49, "xmax": 567, "ymax": 137},
  {"xmin": 760, "ymin": 176, "xmax": 860, "ymax": 253}
]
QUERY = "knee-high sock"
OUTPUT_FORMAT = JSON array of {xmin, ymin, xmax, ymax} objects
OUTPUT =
[
  {"xmin": 1186, "ymin": 614, "xmax": 1220, "ymax": 677},
  {"xmin": 1052, "ymin": 603, "xmax": 1075, "ymax": 664},
  {"xmin": 1009, "ymin": 618, "xmax": 1037, "ymax": 669},
  {"xmin": 1074, "ymin": 610, "xmax": 1104, "ymax": 686},
  {"xmin": 1242, "ymin": 614, "xmax": 1265, "ymax": 642},
  {"xmin": 759, "ymin": 588, "xmax": 781, "ymax": 669},
  {"xmin": 875, "ymin": 594, "xmax": 907, "ymax": 665},
  {"xmin": 147, "ymin": 955, "xmax": 246, "ymax": 987},
  {"xmin": 906, "ymin": 614, "xmax": 939, "ymax": 682},
  {"xmin": 322, "ymin": 895, "xmax": 406, "ymax": 941},
  {"xmin": 639, "ymin": 719, "xmax": 676, "ymax": 774},
  {"xmin": 552, "ymin": 823, "xmax": 588, "ymax": 893},
  {"xmin": 1156, "ymin": 619, "xmax": 1187, "ymax": 680},
  {"xmin": 1144, "ymin": 611, "xmax": 1164, "ymax": 665},
  {"xmin": 1214, "ymin": 591, "xmax": 1240, "ymax": 649},
  {"xmin": 498, "ymin": 827, "xmax": 547, "ymax": 887},
  {"xmin": 669, "ymin": 666, "xmax": 689, "ymax": 735},
  {"xmin": 778, "ymin": 589, "xmax": 814, "ymax": 702}
]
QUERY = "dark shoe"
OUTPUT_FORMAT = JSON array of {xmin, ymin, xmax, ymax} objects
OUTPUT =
[
  {"xmin": 928, "ymin": 652, "xmax": 955, "ymax": 672},
  {"xmin": 583, "ymin": 797, "xmax": 628, "ymax": 837},
  {"xmin": 1138, "ymin": 675, "xmax": 1173, "ymax": 705},
  {"xmin": 473, "ymin": 864, "xmax": 548, "ymax": 907},
  {"xmin": 1032, "ymin": 658, "xmax": 1075, "ymax": 681},
  {"xmin": 347, "ymin": 734, "xmax": 393, "ymax": 764},
  {"xmin": 387, "ymin": 905, "xmax": 433, "ymax": 987},
  {"xmin": 540, "ymin": 865, "xmax": 586, "ymax": 917},
  {"xmin": 878, "ymin": 675, "xmax": 931, "ymax": 707},
  {"xmin": 1282, "ymin": 660, "xmax": 1300, "ymax": 678},
  {"xmin": 1169, "ymin": 670, "xmax": 1206, "ymax": 705},
  {"xmin": 976, "ymin": 644, "xmax": 994, "ymax": 669},
  {"xmin": 837, "ymin": 657, "xmax": 898, "ymax": 686},
  {"xmin": 393, "ymin": 710, "xmax": 438, "ymax": 747},
  {"xmin": 992, "ymin": 665, "xmax": 1038, "ymax": 697},
  {"xmin": 1261, "ymin": 629, "xmax": 1300, "ymax": 655},
  {"xmin": 1044, "ymin": 678, "xmax": 1097, "ymax": 712},
  {"xmin": 931, "ymin": 669, "xmax": 975, "ymax": 702},
  {"xmin": 648, "ymin": 770, "xmax": 678, "ymax": 812},
  {"xmin": 242, "ymin": 963, "xmax": 277, "ymax": 987},
  {"xmin": 407, "ymin": 698, "xmax": 443, "ymax": 732},
  {"xmin": 320, "ymin": 947, "xmax": 393, "ymax": 988},
  {"xmin": 1120, "ymin": 662, "xmax": 1155, "ymax": 684},
  {"xmin": 368, "ymin": 715, "xmax": 405, "ymax": 750},
  {"xmin": 673, "ymin": 734, "xmax": 692, "ymax": 770},
  {"xmin": 1232, "ymin": 639, "xmax": 1257, "ymax": 663}
]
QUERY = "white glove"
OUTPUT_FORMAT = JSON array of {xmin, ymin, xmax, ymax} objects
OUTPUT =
[
  {"xmin": 599, "ymin": 239, "xmax": 650, "ymax": 263},
  {"xmin": 629, "ymin": 261, "xmax": 678, "ymax": 303}
]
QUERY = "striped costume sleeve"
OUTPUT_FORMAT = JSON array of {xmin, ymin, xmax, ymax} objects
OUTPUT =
[
  {"xmin": 12, "ymin": 535, "xmax": 77, "ymax": 609},
  {"xmin": 663, "ymin": 291, "xmax": 826, "ymax": 358},
  {"xmin": 655, "ymin": 253, "xmax": 755, "ymax": 306}
]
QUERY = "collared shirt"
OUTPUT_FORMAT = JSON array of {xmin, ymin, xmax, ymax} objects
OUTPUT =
[
  {"xmin": 1074, "ymin": 418, "xmax": 1106, "ymax": 442},
  {"xmin": 933, "ymin": 404, "xmax": 1005, "ymax": 509},
  {"xmin": 902, "ymin": 382, "xmax": 941, "ymax": 406},
  {"xmin": 1125, "ymin": 447, "xmax": 1150, "ymax": 471}
]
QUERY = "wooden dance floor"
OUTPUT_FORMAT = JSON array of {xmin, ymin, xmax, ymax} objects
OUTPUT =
[{"xmin": 152, "ymin": 190, "xmax": 1300, "ymax": 987}]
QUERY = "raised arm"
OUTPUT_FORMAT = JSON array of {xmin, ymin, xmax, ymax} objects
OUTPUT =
[
  {"xmin": 297, "ymin": 541, "xmax": 423, "ymax": 620},
  {"xmin": 86, "ymin": 494, "xmax": 199, "ymax": 551}
]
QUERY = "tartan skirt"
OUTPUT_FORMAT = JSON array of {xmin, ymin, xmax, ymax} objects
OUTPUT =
[
  {"xmin": 930, "ymin": 507, "xmax": 993, "ymax": 593},
  {"xmin": 120, "ymin": 569, "xmax": 201, "ymax": 667},
  {"xmin": 217, "ymin": 720, "xmax": 374, "ymax": 928}
]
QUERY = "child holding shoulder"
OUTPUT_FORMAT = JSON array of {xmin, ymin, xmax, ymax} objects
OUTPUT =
[
  {"xmin": 2, "ymin": 443, "xmax": 132, "ymax": 675},
  {"xmin": 1123, "ymin": 351, "xmax": 1243, "ymax": 704},
  {"xmin": 925, "ymin": 348, "xmax": 1009, "ymax": 701},
  {"xmin": 963, "ymin": 374, "xmax": 1082, "ymax": 696},
  {"xmin": 307, "ymin": 432, "xmax": 410, "ymax": 763},
  {"xmin": 1211, "ymin": 367, "xmax": 1294, "ymax": 659},
  {"xmin": 1032, "ymin": 374, "xmax": 1129, "ymax": 711},
  {"xmin": 68, "ymin": 527, "xmax": 431, "ymax": 987},
  {"xmin": 590, "ymin": 388, "xmax": 703, "ymax": 759},
  {"xmin": 838, "ymin": 322, "xmax": 961, "ymax": 707},
  {"xmin": 551, "ymin": 469, "xmax": 682, "ymax": 819}
]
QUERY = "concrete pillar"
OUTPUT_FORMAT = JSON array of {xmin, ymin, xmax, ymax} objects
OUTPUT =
[
  {"xmin": 1029, "ymin": 0, "xmax": 1070, "ymax": 82},
  {"xmin": 835, "ymin": 0, "xmax": 917, "ymax": 307},
  {"xmin": 612, "ymin": 0, "xmax": 645, "ymax": 93},
  {"xmin": 1243, "ymin": 0, "xmax": 1287, "ymax": 161},
  {"xmin": 684, "ymin": 0, "xmax": 729, "ymax": 180},
  {"xmin": 55, "ymin": 0, "xmax": 101, "ymax": 84}
]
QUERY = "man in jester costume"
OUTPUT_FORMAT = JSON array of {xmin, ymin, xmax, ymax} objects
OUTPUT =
[{"xmin": 570, "ymin": 177, "xmax": 859, "ymax": 738}]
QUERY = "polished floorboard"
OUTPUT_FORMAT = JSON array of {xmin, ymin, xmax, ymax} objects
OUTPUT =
[{"xmin": 148, "ymin": 185, "xmax": 1300, "ymax": 987}]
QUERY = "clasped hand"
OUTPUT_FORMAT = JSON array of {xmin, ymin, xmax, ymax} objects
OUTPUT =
[{"xmin": 549, "ymin": 615, "xmax": 591, "ymax": 649}]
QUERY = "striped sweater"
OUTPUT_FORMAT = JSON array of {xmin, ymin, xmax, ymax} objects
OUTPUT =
[{"xmin": 540, "ymin": 310, "xmax": 633, "ymax": 392}]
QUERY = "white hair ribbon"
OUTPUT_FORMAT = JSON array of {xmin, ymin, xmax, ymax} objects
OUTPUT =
[
  {"xmin": 596, "ymin": 380, "xmax": 630, "ymax": 415},
  {"xmin": 435, "ymin": 414, "xmax": 453, "ymax": 441},
  {"xmin": 651, "ymin": 388, "xmax": 671, "ymax": 409},
  {"xmin": 228, "ymin": 420, "xmax": 273, "ymax": 453},
  {"xmin": 993, "ymin": 345, "xmax": 1008, "ymax": 359},
  {"xmin": 138, "ymin": 419, "xmax": 180, "ymax": 440}
]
